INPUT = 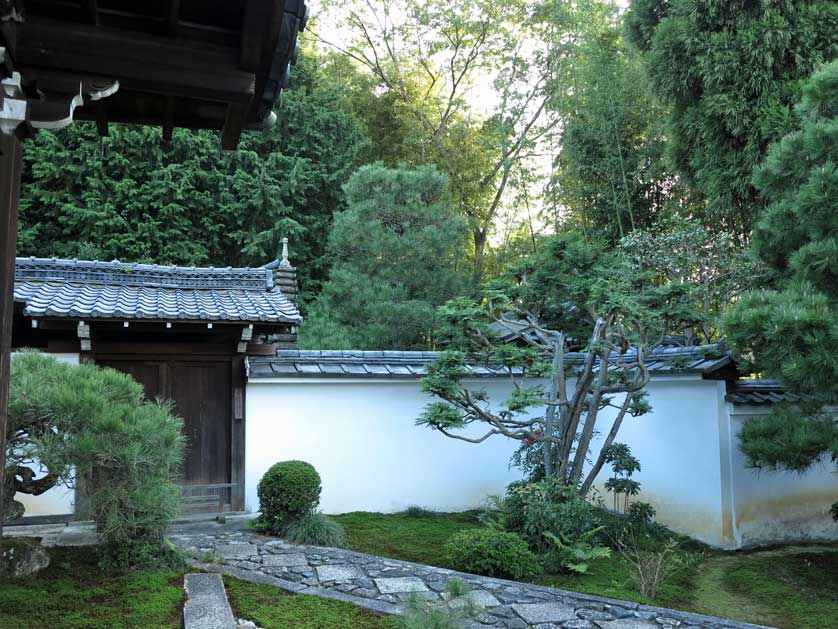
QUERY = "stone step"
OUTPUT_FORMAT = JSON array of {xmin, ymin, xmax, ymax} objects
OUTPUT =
[{"xmin": 183, "ymin": 573, "xmax": 236, "ymax": 629}]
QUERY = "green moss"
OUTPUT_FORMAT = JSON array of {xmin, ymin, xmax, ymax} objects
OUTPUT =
[
  {"xmin": 330, "ymin": 511, "xmax": 838, "ymax": 629},
  {"xmin": 225, "ymin": 576, "xmax": 395, "ymax": 629},
  {"xmin": 332, "ymin": 511, "xmax": 480, "ymax": 566},
  {"xmin": 0, "ymin": 547, "xmax": 183, "ymax": 629},
  {"xmin": 708, "ymin": 548, "xmax": 838, "ymax": 629}
]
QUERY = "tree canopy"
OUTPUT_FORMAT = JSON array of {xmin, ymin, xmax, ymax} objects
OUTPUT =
[
  {"xmin": 19, "ymin": 53, "xmax": 366, "ymax": 296},
  {"xmin": 724, "ymin": 61, "xmax": 838, "ymax": 520},
  {"xmin": 625, "ymin": 0, "xmax": 838, "ymax": 237},
  {"xmin": 300, "ymin": 163, "xmax": 467, "ymax": 349}
]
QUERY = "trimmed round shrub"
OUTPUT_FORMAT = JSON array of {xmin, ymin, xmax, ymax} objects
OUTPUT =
[
  {"xmin": 257, "ymin": 460, "xmax": 322, "ymax": 530},
  {"xmin": 444, "ymin": 528, "xmax": 541, "ymax": 580}
]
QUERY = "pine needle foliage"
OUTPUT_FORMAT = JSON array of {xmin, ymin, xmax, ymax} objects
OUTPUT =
[
  {"xmin": 724, "ymin": 61, "xmax": 838, "ymax": 522},
  {"xmin": 6, "ymin": 351, "xmax": 185, "ymax": 567}
]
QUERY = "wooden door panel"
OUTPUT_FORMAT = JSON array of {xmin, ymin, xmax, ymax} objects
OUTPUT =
[
  {"xmin": 94, "ymin": 357, "xmax": 232, "ymax": 493},
  {"xmin": 168, "ymin": 362, "xmax": 231, "ymax": 486}
]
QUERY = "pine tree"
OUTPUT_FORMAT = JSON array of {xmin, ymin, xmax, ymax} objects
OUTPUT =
[
  {"xmin": 724, "ymin": 61, "xmax": 838, "ymax": 521},
  {"xmin": 301, "ymin": 163, "xmax": 467, "ymax": 349}
]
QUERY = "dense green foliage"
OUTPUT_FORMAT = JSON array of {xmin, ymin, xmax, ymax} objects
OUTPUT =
[
  {"xmin": 7, "ymin": 352, "xmax": 184, "ymax": 567},
  {"xmin": 257, "ymin": 460, "xmax": 323, "ymax": 532},
  {"xmin": 550, "ymin": 22, "xmax": 687, "ymax": 241},
  {"xmin": 625, "ymin": 0, "xmax": 838, "ymax": 236},
  {"xmin": 19, "ymin": 54, "xmax": 365, "ymax": 295},
  {"xmin": 724, "ymin": 61, "xmax": 838, "ymax": 518},
  {"xmin": 301, "ymin": 163, "xmax": 467, "ymax": 349},
  {"xmin": 444, "ymin": 527, "xmax": 542, "ymax": 580}
]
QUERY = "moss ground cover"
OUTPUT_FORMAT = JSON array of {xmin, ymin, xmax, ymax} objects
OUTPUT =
[
  {"xmin": 331, "ymin": 510, "xmax": 480, "ymax": 566},
  {"xmin": 225, "ymin": 576, "xmax": 395, "ymax": 629},
  {"xmin": 0, "ymin": 547, "xmax": 183, "ymax": 629},
  {"xmin": 0, "ymin": 545, "xmax": 396, "ymax": 629},
  {"xmin": 332, "ymin": 510, "xmax": 838, "ymax": 629}
]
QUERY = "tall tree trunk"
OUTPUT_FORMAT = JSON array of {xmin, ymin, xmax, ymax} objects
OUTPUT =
[{"xmin": 472, "ymin": 228, "xmax": 487, "ymax": 284}]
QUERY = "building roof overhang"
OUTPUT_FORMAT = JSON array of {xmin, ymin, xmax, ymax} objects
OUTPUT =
[{"xmin": 3, "ymin": 0, "xmax": 308, "ymax": 148}]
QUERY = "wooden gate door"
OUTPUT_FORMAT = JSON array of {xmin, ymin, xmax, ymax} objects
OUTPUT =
[{"xmin": 96, "ymin": 358, "xmax": 235, "ymax": 514}]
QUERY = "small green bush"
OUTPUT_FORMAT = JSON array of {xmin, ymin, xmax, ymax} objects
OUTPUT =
[
  {"xmin": 444, "ymin": 528, "xmax": 541, "ymax": 580},
  {"xmin": 281, "ymin": 511, "xmax": 345, "ymax": 547},
  {"xmin": 401, "ymin": 505, "xmax": 437, "ymax": 518},
  {"xmin": 257, "ymin": 460, "xmax": 322, "ymax": 531}
]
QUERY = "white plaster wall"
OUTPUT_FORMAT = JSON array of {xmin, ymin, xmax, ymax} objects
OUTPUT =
[
  {"xmin": 726, "ymin": 405, "xmax": 838, "ymax": 547},
  {"xmin": 245, "ymin": 378, "xmax": 525, "ymax": 514},
  {"xmin": 245, "ymin": 375, "xmax": 730, "ymax": 541},
  {"xmin": 586, "ymin": 377, "xmax": 729, "ymax": 547},
  {"xmin": 11, "ymin": 352, "xmax": 80, "ymax": 517}
]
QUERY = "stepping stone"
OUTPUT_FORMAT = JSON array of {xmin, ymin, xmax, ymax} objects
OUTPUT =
[
  {"xmin": 511, "ymin": 602, "xmax": 577, "ymax": 624},
  {"xmin": 217, "ymin": 544, "xmax": 257, "ymax": 558},
  {"xmin": 262, "ymin": 553, "xmax": 308, "ymax": 567},
  {"xmin": 596, "ymin": 620, "xmax": 660, "ymax": 629},
  {"xmin": 446, "ymin": 590, "xmax": 501, "ymax": 608},
  {"xmin": 374, "ymin": 577, "xmax": 429, "ymax": 594},
  {"xmin": 183, "ymin": 573, "xmax": 236, "ymax": 629},
  {"xmin": 316, "ymin": 565, "xmax": 363, "ymax": 581}
]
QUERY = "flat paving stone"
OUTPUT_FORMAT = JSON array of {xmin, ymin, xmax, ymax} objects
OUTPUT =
[
  {"xmin": 446, "ymin": 590, "xmax": 502, "ymax": 608},
  {"xmin": 595, "ymin": 620, "xmax": 660, "ymax": 629},
  {"xmin": 183, "ymin": 573, "xmax": 236, "ymax": 629},
  {"xmin": 374, "ymin": 577, "xmax": 429, "ymax": 593},
  {"xmin": 167, "ymin": 521, "xmax": 776, "ymax": 629},
  {"xmin": 261, "ymin": 553, "xmax": 308, "ymax": 567},
  {"xmin": 217, "ymin": 544, "xmax": 257, "ymax": 558},
  {"xmin": 316, "ymin": 565, "xmax": 363, "ymax": 581},
  {"xmin": 511, "ymin": 602, "xmax": 577, "ymax": 624}
]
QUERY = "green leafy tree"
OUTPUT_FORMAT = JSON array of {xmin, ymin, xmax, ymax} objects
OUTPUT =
[
  {"xmin": 417, "ymin": 231, "xmax": 707, "ymax": 496},
  {"xmin": 301, "ymin": 163, "xmax": 467, "ymax": 349},
  {"xmin": 620, "ymin": 217, "xmax": 758, "ymax": 344},
  {"xmin": 19, "ymin": 53, "xmax": 366, "ymax": 296},
  {"xmin": 724, "ymin": 61, "xmax": 838, "ymax": 521},
  {"xmin": 549, "ymin": 20, "xmax": 689, "ymax": 242},
  {"xmin": 625, "ymin": 0, "xmax": 838, "ymax": 237},
  {"xmin": 316, "ymin": 0, "xmax": 611, "ymax": 280}
]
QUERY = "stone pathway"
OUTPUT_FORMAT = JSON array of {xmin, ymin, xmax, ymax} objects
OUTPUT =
[{"xmin": 167, "ymin": 519, "xmax": 776, "ymax": 629}]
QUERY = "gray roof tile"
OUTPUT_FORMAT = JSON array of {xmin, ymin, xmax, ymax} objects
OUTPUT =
[
  {"xmin": 14, "ymin": 257, "xmax": 301, "ymax": 324},
  {"xmin": 725, "ymin": 380, "xmax": 814, "ymax": 405},
  {"xmin": 249, "ymin": 345, "xmax": 733, "ymax": 381}
]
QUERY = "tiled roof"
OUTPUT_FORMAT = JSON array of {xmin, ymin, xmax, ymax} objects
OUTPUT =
[
  {"xmin": 248, "ymin": 344, "xmax": 733, "ymax": 379},
  {"xmin": 14, "ymin": 257, "xmax": 301, "ymax": 324},
  {"xmin": 725, "ymin": 380, "xmax": 814, "ymax": 405}
]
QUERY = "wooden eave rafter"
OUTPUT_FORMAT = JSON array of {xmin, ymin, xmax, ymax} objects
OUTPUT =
[{"xmin": 6, "ymin": 0, "xmax": 308, "ymax": 149}]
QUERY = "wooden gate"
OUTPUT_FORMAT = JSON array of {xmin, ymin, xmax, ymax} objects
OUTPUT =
[{"xmin": 96, "ymin": 357, "xmax": 239, "ymax": 514}]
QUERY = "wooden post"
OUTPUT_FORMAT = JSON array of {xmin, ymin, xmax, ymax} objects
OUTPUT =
[{"xmin": 0, "ymin": 133, "xmax": 22, "ymax": 537}]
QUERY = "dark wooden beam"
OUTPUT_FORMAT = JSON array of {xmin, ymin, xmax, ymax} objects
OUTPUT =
[
  {"xmin": 16, "ymin": 21, "xmax": 256, "ymax": 106},
  {"xmin": 247, "ymin": 0, "xmax": 285, "ymax": 121},
  {"xmin": 167, "ymin": 0, "xmax": 181, "ymax": 35},
  {"xmin": 83, "ymin": 0, "xmax": 99, "ymax": 25},
  {"xmin": 219, "ymin": 102, "xmax": 246, "ymax": 151},
  {"xmin": 93, "ymin": 99, "xmax": 108, "ymax": 136},
  {"xmin": 0, "ymin": 133, "xmax": 23, "ymax": 536}
]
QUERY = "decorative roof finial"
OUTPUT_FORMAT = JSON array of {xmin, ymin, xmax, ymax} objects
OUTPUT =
[{"xmin": 280, "ymin": 237, "xmax": 291, "ymax": 268}]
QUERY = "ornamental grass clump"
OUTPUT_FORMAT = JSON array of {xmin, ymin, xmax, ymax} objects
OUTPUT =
[{"xmin": 6, "ymin": 351, "xmax": 185, "ymax": 569}]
